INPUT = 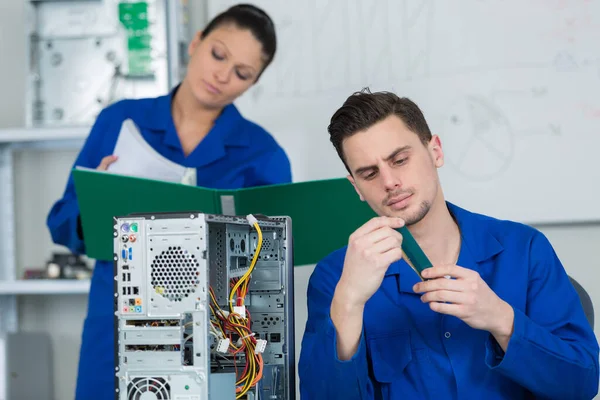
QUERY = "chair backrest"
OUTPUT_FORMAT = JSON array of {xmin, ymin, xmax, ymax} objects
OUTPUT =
[{"xmin": 569, "ymin": 276, "xmax": 595, "ymax": 329}]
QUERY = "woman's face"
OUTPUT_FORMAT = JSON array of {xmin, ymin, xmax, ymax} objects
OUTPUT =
[{"xmin": 185, "ymin": 24, "xmax": 266, "ymax": 109}]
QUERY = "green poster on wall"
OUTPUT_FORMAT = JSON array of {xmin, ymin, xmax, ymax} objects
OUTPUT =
[{"xmin": 118, "ymin": 2, "xmax": 153, "ymax": 77}]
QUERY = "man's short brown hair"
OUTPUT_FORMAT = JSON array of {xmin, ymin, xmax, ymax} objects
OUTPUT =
[{"xmin": 328, "ymin": 88, "xmax": 433, "ymax": 173}]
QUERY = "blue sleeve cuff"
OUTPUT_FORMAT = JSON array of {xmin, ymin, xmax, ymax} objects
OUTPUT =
[
  {"xmin": 325, "ymin": 315, "xmax": 366, "ymax": 365},
  {"xmin": 485, "ymin": 306, "xmax": 525, "ymax": 370},
  {"xmin": 299, "ymin": 313, "xmax": 370, "ymax": 399},
  {"xmin": 47, "ymin": 201, "xmax": 86, "ymax": 255}
]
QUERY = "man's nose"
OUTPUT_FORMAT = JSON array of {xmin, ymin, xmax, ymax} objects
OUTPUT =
[{"xmin": 380, "ymin": 167, "xmax": 401, "ymax": 191}]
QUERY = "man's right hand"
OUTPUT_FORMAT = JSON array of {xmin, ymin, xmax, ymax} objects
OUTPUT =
[
  {"xmin": 96, "ymin": 155, "xmax": 118, "ymax": 171},
  {"xmin": 338, "ymin": 216, "xmax": 405, "ymax": 306},
  {"xmin": 330, "ymin": 216, "xmax": 405, "ymax": 360}
]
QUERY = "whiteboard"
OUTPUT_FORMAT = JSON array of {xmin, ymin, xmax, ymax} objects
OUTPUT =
[{"xmin": 207, "ymin": 0, "xmax": 600, "ymax": 224}]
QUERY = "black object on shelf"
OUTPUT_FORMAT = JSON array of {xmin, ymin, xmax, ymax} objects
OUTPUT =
[{"xmin": 45, "ymin": 252, "xmax": 92, "ymax": 280}]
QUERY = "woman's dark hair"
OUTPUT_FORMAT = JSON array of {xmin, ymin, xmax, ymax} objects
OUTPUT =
[{"xmin": 201, "ymin": 4, "xmax": 276, "ymax": 79}]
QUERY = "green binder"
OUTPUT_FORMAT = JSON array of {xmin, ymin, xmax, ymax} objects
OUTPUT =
[{"xmin": 72, "ymin": 168, "xmax": 377, "ymax": 265}]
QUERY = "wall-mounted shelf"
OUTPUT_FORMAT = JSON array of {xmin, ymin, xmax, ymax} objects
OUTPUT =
[
  {"xmin": 0, "ymin": 279, "xmax": 90, "ymax": 295},
  {"xmin": 0, "ymin": 126, "xmax": 89, "ymax": 144},
  {"xmin": 0, "ymin": 126, "xmax": 92, "ymax": 332}
]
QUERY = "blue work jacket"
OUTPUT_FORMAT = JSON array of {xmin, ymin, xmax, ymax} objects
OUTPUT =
[
  {"xmin": 298, "ymin": 202, "xmax": 599, "ymax": 400},
  {"xmin": 46, "ymin": 87, "xmax": 292, "ymax": 399}
]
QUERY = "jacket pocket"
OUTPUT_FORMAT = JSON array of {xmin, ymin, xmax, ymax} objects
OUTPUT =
[
  {"xmin": 368, "ymin": 329, "xmax": 413, "ymax": 382},
  {"xmin": 368, "ymin": 328, "xmax": 433, "ymax": 396}
]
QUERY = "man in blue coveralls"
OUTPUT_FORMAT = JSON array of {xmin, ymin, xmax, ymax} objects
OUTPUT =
[{"xmin": 298, "ymin": 88, "xmax": 599, "ymax": 399}]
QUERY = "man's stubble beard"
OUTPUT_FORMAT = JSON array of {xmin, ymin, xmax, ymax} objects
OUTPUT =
[{"xmin": 403, "ymin": 200, "xmax": 431, "ymax": 226}]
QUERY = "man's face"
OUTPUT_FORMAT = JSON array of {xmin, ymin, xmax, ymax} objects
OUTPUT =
[{"xmin": 344, "ymin": 115, "xmax": 444, "ymax": 226}]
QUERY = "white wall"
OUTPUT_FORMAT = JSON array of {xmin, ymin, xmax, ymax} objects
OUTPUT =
[{"xmin": 1, "ymin": 1, "xmax": 598, "ymax": 400}]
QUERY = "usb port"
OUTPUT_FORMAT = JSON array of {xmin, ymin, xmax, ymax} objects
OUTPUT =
[
  {"xmin": 270, "ymin": 333, "xmax": 281, "ymax": 343},
  {"xmin": 126, "ymin": 273, "xmax": 131, "ymax": 282},
  {"xmin": 127, "ymin": 287, "xmax": 131, "ymax": 295},
  {"xmin": 122, "ymin": 273, "xmax": 127, "ymax": 281},
  {"xmin": 122, "ymin": 286, "xmax": 127, "ymax": 295}
]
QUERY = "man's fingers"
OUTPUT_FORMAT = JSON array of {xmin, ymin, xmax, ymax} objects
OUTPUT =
[
  {"xmin": 370, "ymin": 235, "xmax": 401, "ymax": 255},
  {"xmin": 421, "ymin": 264, "xmax": 472, "ymax": 280},
  {"xmin": 351, "ymin": 216, "xmax": 405, "ymax": 241},
  {"xmin": 420, "ymin": 290, "xmax": 469, "ymax": 305},
  {"xmin": 428, "ymin": 302, "xmax": 463, "ymax": 317},
  {"xmin": 380, "ymin": 247, "xmax": 404, "ymax": 267},
  {"xmin": 413, "ymin": 277, "xmax": 466, "ymax": 293},
  {"xmin": 361, "ymin": 225, "xmax": 404, "ymax": 248}
]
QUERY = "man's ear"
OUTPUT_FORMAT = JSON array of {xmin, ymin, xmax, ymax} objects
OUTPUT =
[
  {"xmin": 188, "ymin": 30, "xmax": 203, "ymax": 57},
  {"xmin": 429, "ymin": 135, "xmax": 444, "ymax": 168},
  {"xmin": 347, "ymin": 174, "xmax": 365, "ymax": 201}
]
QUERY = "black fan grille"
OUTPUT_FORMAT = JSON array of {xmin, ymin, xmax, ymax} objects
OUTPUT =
[{"xmin": 151, "ymin": 246, "xmax": 201, "ymax": 302}]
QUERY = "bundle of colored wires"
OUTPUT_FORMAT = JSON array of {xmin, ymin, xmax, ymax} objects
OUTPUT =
[
  {"xmin": 229, "ymin": 215, "xmax": 263, "ymax": 309},
  {"xmin": 208, "ymin": 214, "xmax": 264, "ymax": 398}
]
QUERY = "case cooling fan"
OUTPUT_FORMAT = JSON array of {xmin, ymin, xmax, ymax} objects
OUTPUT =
[
  {"xmin": 150, "ymin": 245, "xmax": 201, "ymax": 302},
  {"xmin": 127, "ymin": 377, "xmax": 171, "ymax": 400}
]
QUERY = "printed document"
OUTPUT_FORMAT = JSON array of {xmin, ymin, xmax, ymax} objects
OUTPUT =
[{"xmin": 79, "ymin": 118, "xmax": 196, "ymax": 185}]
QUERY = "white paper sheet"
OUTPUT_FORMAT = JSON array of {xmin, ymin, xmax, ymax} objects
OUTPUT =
[{"xmin": 103, "ymin": 119, "xmax": 196, "ymax": 185}]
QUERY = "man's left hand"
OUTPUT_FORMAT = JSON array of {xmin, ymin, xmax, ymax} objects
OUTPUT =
[{"xmin": 413, "ymin": 264, "xmax": 515, "ymax": 351}]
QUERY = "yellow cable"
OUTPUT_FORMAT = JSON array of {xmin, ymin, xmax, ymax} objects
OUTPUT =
[
  {"xmin": 238, "ymin": 338, "xmax": 257, "ymax": 398},
  {"xmin": 225, "ymin": 217, "xmax": 264, "ymax": 398},
  {"xmin": 229, "ymin": 221, "xmax": 263, "ymax": 312}
]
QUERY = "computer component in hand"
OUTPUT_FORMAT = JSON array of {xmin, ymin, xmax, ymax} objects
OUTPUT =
[{"xmin": 397, "ymin": 226, "xmax": 433, "ymax": 280}]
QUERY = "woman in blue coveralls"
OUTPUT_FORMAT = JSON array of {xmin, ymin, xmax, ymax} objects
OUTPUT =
[{"xmin": 46, "ymin": 4, "xmax": 291, "ymax": 399}]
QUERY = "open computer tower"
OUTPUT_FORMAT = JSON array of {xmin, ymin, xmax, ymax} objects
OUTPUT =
[{"xmin": 113, "ymin": 212, "xmax": 295, "ymax": 400}]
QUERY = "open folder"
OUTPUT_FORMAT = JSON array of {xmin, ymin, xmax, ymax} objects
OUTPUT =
[{"xmin": 72, "ymin": 168, "xmax": 376, "ymax": 265}]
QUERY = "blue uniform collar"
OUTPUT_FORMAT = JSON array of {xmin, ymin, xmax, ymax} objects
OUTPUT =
[
  {"xmin": 448, "ymin": 202, "xmax": 504, "ymax": 263},
  {"xmin": 386, "ymin": 202, "xmax": 504, "ymax": 292},
  {"xmin": 136, "ymin": 85, "xmax": 250, "ymax": 163}
]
